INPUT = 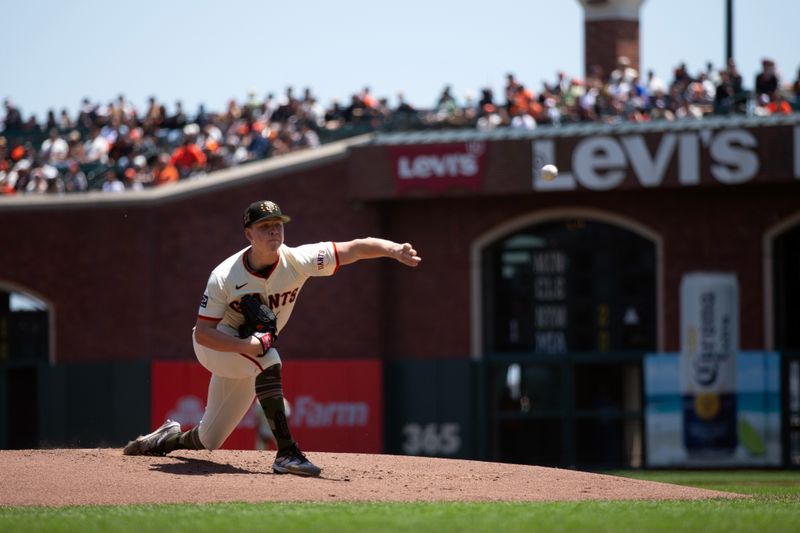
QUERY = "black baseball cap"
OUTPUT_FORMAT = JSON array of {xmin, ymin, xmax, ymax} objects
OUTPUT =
[{"xmin": 243, "ymin": 200, "xmax": 291, "ymax": 227}]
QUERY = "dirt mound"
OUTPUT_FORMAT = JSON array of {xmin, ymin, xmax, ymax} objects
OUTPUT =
[{"xmin": 0, "ymin": 449, "xmax": 743, "ymax": 507}]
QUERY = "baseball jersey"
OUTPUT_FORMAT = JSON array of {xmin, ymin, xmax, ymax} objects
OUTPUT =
[{"xmin": 198, "ymin": 242, "xmax": 340, "ymax": 337}]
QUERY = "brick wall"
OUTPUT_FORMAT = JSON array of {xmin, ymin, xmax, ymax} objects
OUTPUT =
[
  {"xmin": 1, "ymin": 128, "xmax": 797, "ymax": 363},
  {"xmin": 584, "ymin": 19, "xmax": 640, "ymax": 79}
]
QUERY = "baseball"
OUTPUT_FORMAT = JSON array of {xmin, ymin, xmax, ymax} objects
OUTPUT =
[{"xmin": 541, "ymin": 164, "xmax": 559, "ymax": 181}]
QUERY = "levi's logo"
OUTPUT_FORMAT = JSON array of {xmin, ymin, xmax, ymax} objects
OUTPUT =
[
  {"xmin": 390, "ymin": 142, "xmax": 486, "ymax": 194},
  {"xmin": 398, "ymin": 153, "xmax": 479, "ymax": 179}
]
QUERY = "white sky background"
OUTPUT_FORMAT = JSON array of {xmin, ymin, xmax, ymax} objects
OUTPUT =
[{"xmin": 2, "ymin": 0, "xmax": 798, "ymax": 120}]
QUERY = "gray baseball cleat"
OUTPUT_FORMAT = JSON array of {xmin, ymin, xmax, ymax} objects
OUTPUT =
[
  {"xmin": 272, "ymin": 443, "xmax": 322, "ymax": 477},
  {"xmin": 123, "ymin": 419, "xmax": 181, "ymax": 456}
]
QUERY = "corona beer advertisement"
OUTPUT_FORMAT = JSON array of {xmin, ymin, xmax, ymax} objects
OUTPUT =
[{"xmin": 644, "ymin": 351, "xmax": 781, "ymax": 467}]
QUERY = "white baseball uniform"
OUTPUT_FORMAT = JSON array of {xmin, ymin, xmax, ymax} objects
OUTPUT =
[{"xmin": 191, "ymin": 241, "xmax": 339, "ymax": 449}]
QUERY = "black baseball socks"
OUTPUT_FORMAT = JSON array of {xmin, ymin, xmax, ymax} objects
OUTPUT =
[
  {"xmin": 163, "ymin": 426, "xmax": 204, "ymax": 453},
  {"xmin": 255, "ymin": 363, "xmax": 295, "ymax": 450}
]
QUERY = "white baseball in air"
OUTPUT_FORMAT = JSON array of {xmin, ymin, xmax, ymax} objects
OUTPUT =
[{"xmin": 541, "ymin": 164, "xmax": 559, "ymax": 181}]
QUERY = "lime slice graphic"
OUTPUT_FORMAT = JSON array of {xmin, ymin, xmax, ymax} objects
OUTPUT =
[{"xmin": 738, "ymin": 417, "xmax": 765, "ymax": 456}]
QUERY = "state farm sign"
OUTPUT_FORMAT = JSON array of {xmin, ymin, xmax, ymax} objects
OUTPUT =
[
  {"xmin": 282, "ymin": 359, "xmax": 383, "ymax": 453},
  {"xmin": 532, "ymin": 125, "xmax": 800, "ymax": 191},
  {"xmin": 390, "ymin": 142, "xmax": 487, "ymax": 194}
]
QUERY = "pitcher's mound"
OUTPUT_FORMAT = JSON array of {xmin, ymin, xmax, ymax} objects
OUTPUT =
[{"xmin": 0, "ymin": 449, "xmax": 743, "ymax": 507}]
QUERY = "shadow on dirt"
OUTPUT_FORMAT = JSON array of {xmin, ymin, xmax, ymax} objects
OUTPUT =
[{"xmin": 150, "ymin": 455, "xmax": 264, "ymax": 476}]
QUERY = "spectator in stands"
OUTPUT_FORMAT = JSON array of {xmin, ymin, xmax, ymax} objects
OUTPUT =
[
  {"xmin": 510, "ymin": 107, "xmax": 536, "ymax": 130},
  {"xmin": 164, "ymin": 100, "xmax": 187, "ymax": 130},
  {"xmin": 151, "ymin": 153, "xmax": 179, "ymax": 186},
  {"xmin": 0, "ymin": 171, "xmax": 13, "ymax": 195},
  {"xmin": 84, "ymin": 127, "xmax": 109, "ymax": 163},
  {"xmin": 392, "ymin": 93, "xmax": 416, "ymax": 129},
  {"xmin": 343, "ymin": 93, "xmax": 368, "ymax": 124},
  {"xmin": 271, "ymin": 87, "xmax": 297, "ymax": 124},
  {"xmin": 2, "ymin": 99, "xmax": 23, "ymax": 130},
  {"xmin": 431, "ymin": 85, "xmax": 461, "ymax": 126},
  {"xmin": 669, "ymin": 63, "xmax": 693, "ymax": 107},
  {"xmin": 25, "ymin": 168, "xmax": 49, "ymax": 194},
  {"xmin": 2, "ymin": 61, "xmax": 795, "ymax": 198},
  {"xmin": 675, "ymin": 98, "xmax": 704, "ymax": 120},
  {"xmin": 170, "ymin": 134, "xmax": 206, "ymax": 178},
  {"xmin": 301, "ymin": 95, "xmax": 327, "ymax": 129},
  {"xmin": 10, "ymin": 159, "xmax": 32, "ymax": 192},
  {"xmin": 578, "ymin": 79, "xmax": 600, "ymax": 122},
  {"xmin": 262, "ymin": 93, "xmax": 279, "ymax": 123},
  {"xmin": 755, "ymin": 58, "xmax": 779, "ymax": 100},
  {"xmin": 45, "ymin": 110, "xmax": 58, "ymax": 131},
  {"xmin": 690, "ymin": 72, "xmax": 716, "ymax": 105},
  {"xmin": 65, "ymin": 130, "xmax": 85, "ymax": 162},
  {"xmin": 101, "ymin": 168, "xmax": 125, "ymax": 192},
  {"xmin": 245, "ymin": 125, "xmax": 271, "ymax": 159},
  {"xmin": 504, "ymin": 73, "xmax": 522, "ymax": 114},
  {"xmin": 59, "ymin": 109, "xmax": 74, "ymax": 130},
  {"xmin": 476, "ymin": 103, "xmax": 502, "ymax": 131},
  {"xmin": 610, "ymin": 56, "xmax": 639, "ymax": 86},
  {"xmin": 373, "ymin": 97, "xmax": 393, "ymax": 127},
  {"xmin": 360, "ymin": 86, "xmax": 377, "ymax": 109},
  {"xmin": 245, "ymin": 89, "xmax": 261, "ymax": 114},
  {"xmin": 40, "ymin": 129, "xmax": 69, "ymax": 164},
  {"xmin": 646, "ymin": 70, "xmax": 667, "ymax": 96},
  {"xmin": 714, "ymin": 69, "xmax": 738, "ymax": 114},
  {"xmin": 77, "ymin": 98, "xmax": 96, "ymax": 129},
  {"xmin": 704, "ymin": 61, "xmax": 722, "ymax": 87},
  {"xmin": 297, "ymin": 124, "xmax": 320, "ymax": 149},
  {"xmin": 766, "ymin": 91, "xmax": 792, "ymax": 115},
  {"xmin": 62, "ymin": 160, "xmax": 88, "ymax": 193}
]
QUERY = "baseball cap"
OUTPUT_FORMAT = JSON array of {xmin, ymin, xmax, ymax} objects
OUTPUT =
[{"xmin": 243, "ymin": 200, "xmax": 291, "ymax": 227}]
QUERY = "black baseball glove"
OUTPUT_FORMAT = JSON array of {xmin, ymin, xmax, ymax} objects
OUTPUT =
[{"xmin": 238, "ymin": 293, "xmax": 278, "ymax": 341}]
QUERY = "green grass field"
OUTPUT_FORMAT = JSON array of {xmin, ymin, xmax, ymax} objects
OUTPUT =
[{"xmin": 1, "ymin": 470, "xmax": 798, "ymax": 533}]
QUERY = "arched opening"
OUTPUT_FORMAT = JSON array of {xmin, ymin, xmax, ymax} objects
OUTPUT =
[
  {"xmin": 765, "ymin": 215, "xmax": 800, "ymax": 467},
  {"xmin": 0, "ymin": 287, "xmax": 51, "ymax": 363},
  {"xmin": 0, "ymin": 285, "xmax": 53, "ymax": 449},
  {"xmin": 472, "ymin": 209, "xmax": 661, "ymax": 468}
]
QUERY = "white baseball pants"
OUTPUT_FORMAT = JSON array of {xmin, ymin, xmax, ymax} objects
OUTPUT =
[{"xmin": 191, "ymin": 330, "xmax": 281, "ymax": 450}]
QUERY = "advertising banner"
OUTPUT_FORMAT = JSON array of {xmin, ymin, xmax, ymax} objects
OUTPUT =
[
  {"xmin": 644, "ymin": 352, "xmax": 782, "ymax": 467},
  {"xmin": 529, "ymin": 123, "xmax": 799, "ymax": 193},
  {"xmin": 151, "ymin": 359, "xmax": 383, "ymax": 453},
  {"xmin": 384, "ymin": 359, "xmax": 476, "ymax": 459},
  {"xmin": 389, "ymin": 142, "xmax": 487, "ymax": 194},
  {"xmin": 679, "ymin": 272, "xmax": 739, "ymax": 457},
  {"xmin": 281, "ymin": 360, "xmax": 383, "ymax": 453}
]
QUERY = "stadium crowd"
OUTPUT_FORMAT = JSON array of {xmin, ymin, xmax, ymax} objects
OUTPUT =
[{"xmin": 1, "ymin": 57, "xmax": 798, "ymax": 196}]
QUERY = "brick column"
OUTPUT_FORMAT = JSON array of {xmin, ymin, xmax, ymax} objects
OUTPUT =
[{"xmin": 577, "ymin": 0, "xmax": 645, "ymax": 80}]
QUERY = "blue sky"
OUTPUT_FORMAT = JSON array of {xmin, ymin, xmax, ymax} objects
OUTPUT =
[{"xmin": 2, "ymin": 0, "xmax": 798, "ymax": 120}]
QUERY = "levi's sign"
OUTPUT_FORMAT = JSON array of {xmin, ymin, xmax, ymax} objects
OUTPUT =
[
  {"xmin": 390, "ymin": 142, "xmax": 487, "ymax": 194},
  {"xmin": 532, "ymin": 126, "xmax": 800, "ymax": 191}
]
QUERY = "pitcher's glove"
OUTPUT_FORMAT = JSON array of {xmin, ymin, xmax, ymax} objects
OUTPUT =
[{"xmin": 238, "ymin": 294, "xmax": 278, "ymax": 354}]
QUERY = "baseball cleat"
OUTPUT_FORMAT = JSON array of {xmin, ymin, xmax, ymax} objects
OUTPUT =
[
  {"xmin": 272, "ymin": 443, "xmax": 322, "ymax": 477},
  {"xmin": 123, "ymin": 419, "xmax": 181, "ymax": 456}
]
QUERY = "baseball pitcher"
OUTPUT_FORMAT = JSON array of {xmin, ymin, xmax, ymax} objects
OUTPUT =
[{"xmin": 124, "ymin": 200, "xmax": 421, "ymax": 476}]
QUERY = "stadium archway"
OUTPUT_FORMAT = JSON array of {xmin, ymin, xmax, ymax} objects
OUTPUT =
[
  {"xmin": 0, "ymin": 283, "xmax": 53, "ymax": 449},
  {"xmin": 0, "ymin": 283, "xmax": 53, "ymax": 364},
  {"xmin": 763, "ymin": 212, "xmax": 800, "ymax": 467},
  {"xmin": 471, "ymin": 208, "xmax": 662, "ymax": 468}
]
